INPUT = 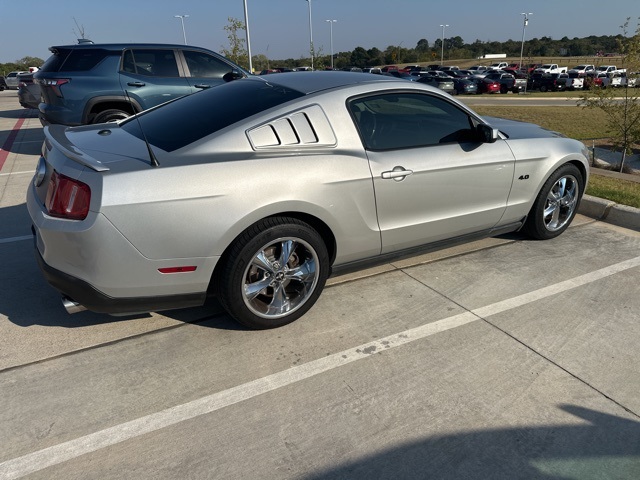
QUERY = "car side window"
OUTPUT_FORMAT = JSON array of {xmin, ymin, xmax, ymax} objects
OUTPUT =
[
  {"xmin": 123, "ymin": 49, "xmax": 180, "ymax": 77},
  {"xmin": 349, "ymin": 93, "xmax": 477, "ymax": 150},
  {"xmin": 182, "ymin": 50, "xmax": 232, "ymax": 78}
]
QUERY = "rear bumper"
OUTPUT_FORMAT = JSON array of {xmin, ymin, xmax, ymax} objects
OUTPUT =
[{"xmin": 34, "ymin": 241, "xmax": 206, "ymax": 315}]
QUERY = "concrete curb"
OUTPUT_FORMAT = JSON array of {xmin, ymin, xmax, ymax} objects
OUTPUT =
[{"xmin": 579, "ymin": 195, "xmax": 640, "ymax": 231}]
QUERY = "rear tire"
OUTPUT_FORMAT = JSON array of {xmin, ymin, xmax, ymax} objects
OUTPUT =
[
  {"xmin": 215, "ymin": 217, "xmax": 329, "ymax": 329},
  {"xmin": 93, "ymin": 109, "xmax": 131, "ymax": 124},
  {"xmin": 523, "ymin": 164, "xmax": 583, "ymax": 240}
]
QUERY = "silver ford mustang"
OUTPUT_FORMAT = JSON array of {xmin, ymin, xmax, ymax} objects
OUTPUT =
[{"xmin": 27, "ymin": 72, "xmax": 589, "ymax": 329}]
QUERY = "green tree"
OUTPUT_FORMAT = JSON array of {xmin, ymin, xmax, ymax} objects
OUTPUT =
[
  {"xmin": 220, "ymin": 17, "xmax": 248, "ymax": 70},
  {"xmin": 416, "ymin": 39, "xmax": 429, "ymax": 51},
  {"xmin": 350, "ymin": 47, "xmax": 369, "ymax": 68},
  {"xmin": 17, "ymin": 56, "xmax": 45, "ymax": 68},
  {"xmin": 578, "ymin": 18, "xmax": 640, "ymax": 172}
]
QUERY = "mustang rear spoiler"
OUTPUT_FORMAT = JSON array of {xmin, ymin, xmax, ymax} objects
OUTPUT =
[{"xmin": 45, "ymin": 125, "xmax": 110, "ymax": 172}]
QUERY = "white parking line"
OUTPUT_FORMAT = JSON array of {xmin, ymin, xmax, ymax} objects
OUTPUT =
[
  {"xmin": 0, "ymin": 171, "xmax": 34, "ymax": 177},
  {"xmin": 2, "ymin": 255, "xmax": 640, "ymax": 479},
  {"xmin": 0, "ymin": 235, "xmax": 32, "ymax": 245}
]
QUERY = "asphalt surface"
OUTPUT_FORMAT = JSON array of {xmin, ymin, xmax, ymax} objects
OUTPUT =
[{"xmin": 1, "ymin": 90, "xmax": 639, "ymax": 479}]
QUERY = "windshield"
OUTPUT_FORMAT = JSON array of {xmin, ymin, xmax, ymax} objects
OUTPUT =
[{"xmin": 122, "ymin": 79, "xmax": 304, "ymax": 152}]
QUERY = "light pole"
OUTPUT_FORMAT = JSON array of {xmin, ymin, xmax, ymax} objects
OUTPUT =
[
  {"xmin": 243, "ymin": 0, "xmax": 253, "ymax": 73},
  {"xmin": 174, "ymin": 15, "xmax": 189, "ymax": 45},
  {"xmin": 326, "ymin": 19, "xmax": 337, "ymax": 69},
  {"xmin": 440, "ymin": 24, "xmax": 449, "ymax": 66},
  {"xmin": 519, "ymin": 13, "xmax": 532, "ymax": 93},
  {"xmin": 305, "ymin": 0, "xmax": 314, "ymax": 70}
]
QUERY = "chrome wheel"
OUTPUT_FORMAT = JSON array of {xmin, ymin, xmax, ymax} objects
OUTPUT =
[
  {"xmin": 524, "ymin": 164, "xmax": 583, "ymax": 240},
  {"xmin": 216, "ymin": 216, "xmax": 329, "ymax": 329},
  {"xmin": 242, "ymin": 237, "xmax": 320, "ymax": 319},
  {"xmin": 542, "ymin": 174, "xmax": 578, "ymax": 232}
]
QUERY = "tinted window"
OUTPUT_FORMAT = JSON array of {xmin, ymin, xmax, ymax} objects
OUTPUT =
[
  {"xmin": 183, "ymin": 50, "xmax": 233, "ymax": 78},
  {"xmin": 122, "ymin": 80, "xmax": 305, "ymax": 152},
  {"xmin": 61, "ymin": 49, "xmax": 112, "ymax": 71},
  {"xmin": 350, "ymin": 93, "xmax": 476, "ymax": 150},
  {"xmin": 124, "ymin": 49, "xmax": 179, "ymax": 77},
  {"xmin": 39, "ymin": 48, "xmax": 112, "ymax": 72}
]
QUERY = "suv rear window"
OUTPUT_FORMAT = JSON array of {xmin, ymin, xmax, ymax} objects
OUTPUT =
[
  {"xmin": 39, "ymin": 48, "xmax": 112, "ymax": 72},
  {"xmin": 122, "ymin": 80, "xmax": 305, "ymax": 152}
]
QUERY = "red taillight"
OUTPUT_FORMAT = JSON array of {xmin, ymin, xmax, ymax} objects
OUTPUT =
[
  {"xmin": 45, "ymin": 171, "xmax": 91, "ymax": 220},
  {"xmin": 40, "ymin": 78, "xmax": 70, "ymax": 97}
]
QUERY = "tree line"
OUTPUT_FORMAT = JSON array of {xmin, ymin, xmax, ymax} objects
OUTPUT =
[
  {"xmin": 245, "ymin": 33, "xmax": 626, "ymax": 71},
  {"xmin": 0, "ymin": 32, "xmax": 626, "ymax": 76}
]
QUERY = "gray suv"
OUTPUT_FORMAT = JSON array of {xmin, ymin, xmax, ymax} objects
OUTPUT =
[{"xmin": 34, "ymin": 43, "xmax": 248, "ymax": 126}]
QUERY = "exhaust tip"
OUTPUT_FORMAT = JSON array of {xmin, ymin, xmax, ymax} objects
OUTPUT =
[{"xmin": 62, "ymin": 296, "xmax": 87, "ymax": 314}]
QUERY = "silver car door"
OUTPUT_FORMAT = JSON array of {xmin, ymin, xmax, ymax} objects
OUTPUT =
[{"xmin": 350, "ymin": 92, "xmax": 515, "ymax": 254}]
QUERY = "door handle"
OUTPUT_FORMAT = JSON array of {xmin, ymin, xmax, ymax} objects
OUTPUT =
[
  {"xmin": 381, "ymin": 166, "xmax": 413, "ymax": 181},
  {"xmin": 127, "ymin": 82, "xmax": 146, "ymax": 87},
  {"xmin": 194, "ymin": 84, "xmax": 212, "ymax": 89}
]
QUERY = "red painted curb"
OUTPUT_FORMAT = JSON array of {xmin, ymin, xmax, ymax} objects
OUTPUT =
[{"xmin": 0, "ymin": 115, "xmax": 27, "ymax": 172}]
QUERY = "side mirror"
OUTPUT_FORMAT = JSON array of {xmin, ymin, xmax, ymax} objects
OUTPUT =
[
  {"xmin": 223, "ymin": 70, "xmax": 245, "ymax": 82},
  {"xmin": 477, "ymin": 123, "xmax": 499, "ymax": 143}
]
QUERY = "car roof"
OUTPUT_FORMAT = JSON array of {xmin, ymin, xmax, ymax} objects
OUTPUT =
[
  {"xmin": 249, "ymin": 71, "xmax": 403, "ymax": 95},
  {"xmin": 48, "ymin": 43, "xmax": 215, "ymax": 52}
]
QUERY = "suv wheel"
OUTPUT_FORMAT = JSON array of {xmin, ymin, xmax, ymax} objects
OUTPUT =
[{"xmin": 93, "ymin": 109, "xmax": 131, "ymax": 124}]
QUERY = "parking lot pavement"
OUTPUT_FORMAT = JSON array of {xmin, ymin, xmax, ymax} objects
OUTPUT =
[{"xmin": 1, "ymin": 90, "xmax": 639, "ymax": 479}]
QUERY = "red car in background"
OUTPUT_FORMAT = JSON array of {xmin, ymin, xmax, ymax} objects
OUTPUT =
[{"xmin": 477, "ymin": 77, "xmax": 501, "ymax": 94}]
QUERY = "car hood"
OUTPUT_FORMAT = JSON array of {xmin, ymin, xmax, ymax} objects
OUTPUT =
[{"xmin": 483, "ymin": 116, "xmax": 565, "ymax": 140}]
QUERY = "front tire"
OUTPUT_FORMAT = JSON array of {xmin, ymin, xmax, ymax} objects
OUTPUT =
[
  {"xmin": 216, "ymin": 217, "xmax": 329, "ymax": 329},
  {"xmin": 523, "ymin": 164, "xmax": 583, "ymax": 240}
]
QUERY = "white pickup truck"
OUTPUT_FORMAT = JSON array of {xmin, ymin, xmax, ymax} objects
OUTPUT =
[
  {"xmin": 567, "ymin": 64, "xmax": 595, "ymax": 76},
  {"xmin": 533, "ymin": 64, "xmax": 568, "ymax": 75},
  {"xmin": 596, "ymin": 65, "xmax": 620, "ymax": 75},
  {"xmin": 488, "ymin": 62, "xmax": 509, "ymax": 70},
  {"xmin": 601, "ymin": 71, "xmax": 637, "ymax": 88}
]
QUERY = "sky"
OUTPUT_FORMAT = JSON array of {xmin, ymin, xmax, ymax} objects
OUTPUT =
[{"xmin": 0, "ymin": 0, "xmax": 638, "ymax": 65}]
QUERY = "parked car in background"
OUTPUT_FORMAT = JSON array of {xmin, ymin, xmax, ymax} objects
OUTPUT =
[
  {"xmin": 488, "ymin": 62, "xmax": 509, "ymax": 70},
  {"xmin": 565, "ymin": 72, "xmax": 586, "ymax": 90},
  {"xmin": 416, "ymin": 74, "xmax": 455, "ymax": 94},
  {"xmin": 596, "ymin": 65, "xmax": 618, "ymax": 76},
  {"xmin": 385, "ymin": 70, "xmax": 417, "ymax": 81},
  {"xmin": 17, "ymin": 72, "xmax": 41, "ymax": 109},
  {"xmin": 483, "ymin": 72, "xmax": 523, "ymax": 93},
  {"xmin": 600, "ymin": 71, "xmax": 637, "ymax": 88},
  {"xmin": 452, "ymin": 78, "xmax": 478, "ymax": 95},
  {"xmin": 0, "ymin": 76, "xmax": 7, "ymax": 91},
  {"xmin": 399, "ymin": 65, "xmax": 422, "ymax": 73},
  {"xmin": 34, "ymin": 43, "xmax": 248, "ymax": 126},
  {"xmin": 468, "ymin": 65, "xmax": 488, "ymax": 74},
  {"xmin": 568, "ymin": 65, "xmax": 595, "ymax": 76},
  {"xmin": 502, "ymin": 63, "xmax": 523, "ymax": 74},
  {"xmin": 475, "ymin": 77, "xmax": 501, "ymax": 94},
  {"xmin": 528, "ymin": 73, "xmax": 567, "ymax": 92},
  {"xmin": 449, "ymin": 70, "xmax": 474, "ymax": 78},
  {"xmin": 27, "ymin": 72, "xmax": 589, "ymax": 328},
  {"xmin": 534, "ymin": 64, "xmax": 568, "ymax": 75},
  {"xmin": 5, "ymin": 71, "xmax": 28, "ymax": 89}
]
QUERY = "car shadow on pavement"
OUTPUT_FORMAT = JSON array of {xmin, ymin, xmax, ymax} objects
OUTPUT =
[
  {"xmin": 0, "ymin": 108, "xmax": 37, "ymax": 120},
  {"xmin": 308, "ymin": 405, "xmax": 640, "ymax": 479},
  {"xmin": 0, "ymin": 202, "xmax": 242, "ymax": 330}
]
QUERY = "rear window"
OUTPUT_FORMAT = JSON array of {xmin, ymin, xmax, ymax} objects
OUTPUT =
[
  {"xmin": 122, "ymin": 79, "xmax": 305, "ymax": 152},
  {"xmin": 39, "ymin": 48, "xmax": 113, "ymax": 72}
]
